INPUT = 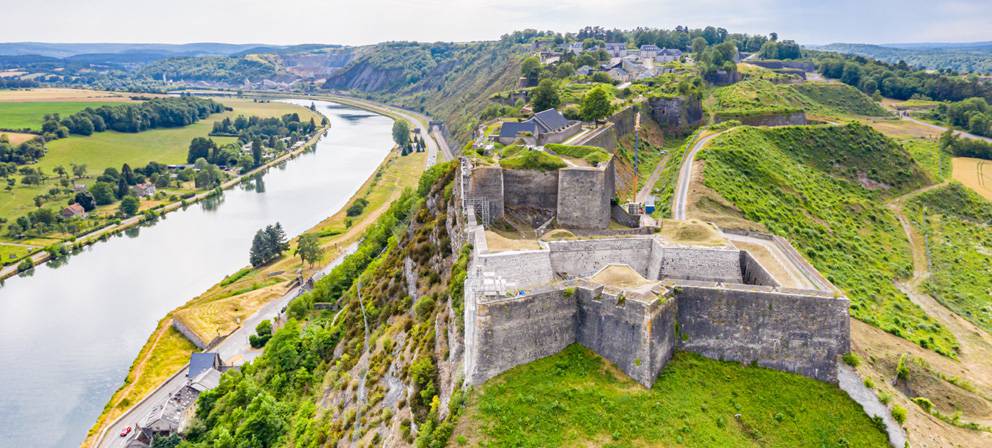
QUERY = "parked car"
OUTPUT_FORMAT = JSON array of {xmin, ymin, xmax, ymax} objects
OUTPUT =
[{"xmin": 119, "ymin": 426, "xmax": 132, "ymax": 437}]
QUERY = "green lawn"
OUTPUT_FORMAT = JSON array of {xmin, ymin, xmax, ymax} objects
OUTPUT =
[
  {"xmin": 0, "ymin": 101, "xmax": 119, "ymax": 131},
  {"xmin": 699, "ymin": 124, "xmax": 957, "ymax": 356},
  {"xmin": 460, "ymin": 345, "xmax": 890, "ymax": 447}
]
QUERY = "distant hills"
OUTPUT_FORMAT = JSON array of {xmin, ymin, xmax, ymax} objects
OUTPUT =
[{"xmin": 812, "ymin": 42, "xmax": 992, "ymax": 73}]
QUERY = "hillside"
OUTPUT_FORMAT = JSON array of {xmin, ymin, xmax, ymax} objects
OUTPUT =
[
  {"xmin": 815, "ymin": 42, "xmax": 992, "ymax": 74},
  {"xmin": 696, "ymin": 123, "xmax": 957, "ymax": 356},
  {"xmin": 323, "ymin": 40, "xmax": 528, "ymax": 146},
  {"xmin": 708, "ymin": 79, "xmax": 890, "ymax": 119}
]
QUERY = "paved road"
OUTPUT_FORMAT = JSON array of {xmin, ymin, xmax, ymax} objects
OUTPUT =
[
  {"xmin": 96, "ymin": 245, "xmax": 358, "ymax": 448},
  {"xmin": 671, "ymin": 131, "xmax": 726, "ymax": 220},
  {"xmin": 901, "ymin": 114, "xmax": 992, "ymax": 143}
]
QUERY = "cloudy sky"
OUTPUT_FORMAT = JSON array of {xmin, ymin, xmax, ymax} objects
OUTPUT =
[{"xmin": 3, "ymin": 0, "xmax": 990, "ymax": 45}]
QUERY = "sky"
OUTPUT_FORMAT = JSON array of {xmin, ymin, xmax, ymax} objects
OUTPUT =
[{"xmin": 2, "ymin": 0, "xmax": 990, "ymax": 46}]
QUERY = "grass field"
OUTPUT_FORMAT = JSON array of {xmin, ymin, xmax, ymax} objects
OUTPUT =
[
  {"xmin": 37, "ymin": 98, "xmax": 321, "ymax": 174},
  {"xmin": 902, "ymin": 137, "xmax": 951, "ymax": 182},
  {"xmin": 0, "ymin": 87, "xmax": 139, "ymax": 102},
  {"xmin": 0, "ymin": 101, "xmax": 122, "ymax": 131},
  {"xmin": 698, "ymin": 124, "xmax": 957, "ymax": 356},
  {"xmin": 1, "ymin": 131, "xmax": 38, "ymax": 144},
  {"xmin": 708, "ymin": 79, "xmax": 890, "ymax": 119},
  {"xmin": 952, "ymin": 157, "xmax": 992, "ymax": 201},
  {"xmin": 456, "ymin": 345, "xmax": 890, "ymax": 447}
]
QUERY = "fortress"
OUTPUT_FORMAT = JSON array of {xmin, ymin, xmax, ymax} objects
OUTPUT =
[{"xmin": 458, "ymin": 156, "xmax": 851, "ymax": 388}]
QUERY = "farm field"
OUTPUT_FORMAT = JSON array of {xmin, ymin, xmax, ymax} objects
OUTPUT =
[
  {"xmin": 697, "ymin": 123, "xmax": 957, "ymax": 356},
  {"xmin": 0, "ymin": 101, "xmax": 121, "ymax": 130},
  {"xmin": 952, "ymin": 157, "xmax": 992, "ymax": 200},
  {"xmin": 37, "ymin": 97, "xmax": 322, "ymax": 174},
  {"xmin": 0, "ymin": 87, "xmax": 139, "ymax": 102},
  {"xmin": 454, "ymin": 345, "xmax": 890, "ymax": 447}
]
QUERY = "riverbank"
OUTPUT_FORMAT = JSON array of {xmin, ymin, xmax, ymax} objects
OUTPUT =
[
  {"xmin": 82, "ymin": 103, "xmax": 429, "ymax": 447},
  {"xmin": 0, "ymin": 101, "xmax": 328, "ymax": 282}
]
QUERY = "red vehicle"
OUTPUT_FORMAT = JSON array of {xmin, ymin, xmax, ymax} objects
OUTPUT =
[{"xmin": 119, "ymin": 426, "xmax": 132, "ymax": 437}]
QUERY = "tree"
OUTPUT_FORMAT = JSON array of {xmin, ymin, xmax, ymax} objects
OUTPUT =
[
  {"xmin": 249, "ymin": 319, "xmax": 273, "ymax": 348},
  {"xmin": 392, "ymin": 119, "xmax": 411, "ymax": 149},
  {"xmin": 74, "ymin": 191, "xmax": 96, "ymax": 211},
  {"xmin": 295, "ymin": 233, "xmax": 323, "ymax": 268},
  {"xmin": 251, "ymin": 138, "xmax": 263, "ymax": 167},
  {"xmin": 119, "ymin": 195, "xmax": 139, "ymax": 216},
  {"xmin": 531, "ymin": 79, "xmax": 561, "ymax": 112},
  {"xmin": 691, "ymin": 37, "xmax": 707, "ymax": 56},
  {"xmin": 115, "ymin": 176, "xmax": 129, "ymax": 200},
  {"xmin": 581, "ymin": 86, "xmax": 613, "ymax": 122},
  {"xmin": 71, "ymin": 163, "xmax": 87, "ymax": 179},
  {"xmin": 556, "ymin": 62, "xmax": 576, "ymax": 79},
  {"xmin": 520, "ymin": 56, "xmax": 542, "ymax": 85},
  {"xmin": 90, "ymin": 182, "xmax": 115, "ymax": 205},
  {"xmin": 121, "ymin": 163, "xmax": 136, "ymax": 185},
  {"xmin": 187, "ymin": 137, "xmax": 216, "ymax": 164},
  {"xmin": 249, "ymin": 222, "xmax": 289, "ymax": 267}
]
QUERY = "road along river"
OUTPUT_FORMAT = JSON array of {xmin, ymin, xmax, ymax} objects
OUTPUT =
[{"xmin": 0, "ymin": 99, "xmax": 394, "ymax": 448}]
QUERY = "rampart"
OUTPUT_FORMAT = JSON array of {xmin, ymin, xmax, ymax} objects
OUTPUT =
[
  {"xmin": 463, "ymin": 232, "xmax": 851, "ymax": 387},
  {"xmin": 714, "ymin": 110, "xmax": 807, "ymax": 126}
]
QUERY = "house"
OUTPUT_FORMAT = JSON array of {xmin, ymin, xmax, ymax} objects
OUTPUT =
[
  {"xmin": 607, "ymin": 67, "xmax": 630, "ymax": 82},
  {"xmin": 655, "ymin": 48, "xmax": 683, "ymax": 63},
  {"xmin": 639, "ymin": 44, "xmax": 661, "ymax": 59},
  {"xmin": 497, "ymin": 108, "xmax": 580, "ymax": 145},
  {"xmin": 576, "ymin": 65, "xmax": 594, "ymax": 76},
  {"xmin": 539, "ymin": 51, "xmax": 561, "ymax": 64},
  {"xmin": 60, "ymin": 203, "xmax": 86, "ymax": 219},
  {"xmin": 73, "ymin": 184, "xmax": 88, "ymax": 192},
  {"xmin": 567, "ymin": 42, "xmax": 584, "ymax": 54},
  {"xmin": 133, "ymin": 182, "xmax": 156, "ymax": 198},
  {"xmin": 601, "ymin": 57, "xmax": 622, "ymax": 71},
  {"xmin": 605, "ymin": 42, "xmax": 627, "ymax": 57}
]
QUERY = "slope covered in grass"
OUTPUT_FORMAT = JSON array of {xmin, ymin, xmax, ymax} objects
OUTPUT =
[
  {"xmin": 709, "ymin": 80, "xmax": 890, "ymax": 119},
  {"xmin": 457, "ymin": 345, "xmax": 889, "ymax": 447},
  {"xmin": 906, "ymin": 183, "xmax": 992, "ymax": 333},
  {"xmin": 699, "ymin": 124, "xmax": 957, "ymax": 356}
]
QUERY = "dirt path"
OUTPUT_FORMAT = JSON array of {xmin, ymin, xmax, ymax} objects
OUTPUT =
[{"xmin": 636, "ymin": 153, "xmax": 669, "ymax": 203}]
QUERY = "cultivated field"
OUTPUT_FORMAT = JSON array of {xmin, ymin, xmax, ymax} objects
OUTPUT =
[
  {"xmin": 0, "ymin": 87, "xmax": 139, "ymax": 102},
  {"xmin": 953, "ymin": 157, "xmax": 992, "ymax": 200}
]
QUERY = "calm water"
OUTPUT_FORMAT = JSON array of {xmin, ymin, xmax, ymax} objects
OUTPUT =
[{"xmin": 0, "ymin": 100, "xmax": 394, "ymax": 447}]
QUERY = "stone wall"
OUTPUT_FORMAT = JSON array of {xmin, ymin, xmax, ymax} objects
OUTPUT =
[
  {"xmin": 740, "ymin": 251, "xmax": 780, "ymax": 287},
  {"xmin": 465, "ymin": 165, "xmax": 504, "ymax": 220},
  {"xmin": 659, "ymin": 247, "xmax": 743, "ymax": 283},
  {"xmin": 502, "ymin": 168, "xmax": 558, "ymax": 212},
  {"xmin": 745, "ymin": 60, "xmax": 816, "ymax": 72},
  {"xmin": 474, "ymin": 249, "xmax": 553, "ymax": 291},
  {"xmin": 714, "ymin": 111, "xmax": 807, "ymax": 127},
  {"xmin": 172, "ymin": 318, "xmax": 209, "ymax": 350},
  {"xmin": 676, "ymin": 284, "xmax": 850, "ymax": 382},
  {"xmin": 547, "ymin": 237, "xmax": 655, "ymax": 278},
  {"xmin": 611, "ymin": 204, "xmax": 641, "ymax": 228},
  {"xmin": 465, "ymin": 289, "xmax": 576, "ymax": 385},
  {"xmin": 538, "ymin": 121, "xmax": 583, "ymax": 145},
  {"xmin": 575, "ymin": 286, "xmax": 676, "ymax": 387},
  {"xmin": 557, "ymin": 161, "xmax": 613, "ymax": 229},
  {"xmin": 647, "ymin": 96, "xmax": 704, "ymax": 133}
]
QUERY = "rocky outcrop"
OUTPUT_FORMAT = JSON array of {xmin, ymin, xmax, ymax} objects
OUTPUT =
[{"xmin": 647, "ymin": 96, "xmax": 704, "ymax": 133}]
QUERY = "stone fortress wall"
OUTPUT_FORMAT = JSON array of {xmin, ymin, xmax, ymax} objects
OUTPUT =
[
  {"xmin": 464, "ymin": 231, "xmax": 851, "ymax": 388},
  {"xmin": 462, "ymin": 158, "xmax": 616, "ymax": 229}
]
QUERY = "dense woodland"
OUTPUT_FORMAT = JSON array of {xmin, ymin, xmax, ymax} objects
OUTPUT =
[
  {"xmin": 817, "ymin": 42, "xmax": 992, "ymax": 74},
  {"xmin": 41, "ymin": 96, "xmax": 224, "ymax": 141},
  {"xmin": 814, "ymin": 52, "xmax": 992, "ymax": 102}
]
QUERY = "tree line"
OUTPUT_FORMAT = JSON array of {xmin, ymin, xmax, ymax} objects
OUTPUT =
[
  {"xmin": 814, "ymin": 53, "xmax": 992, "ymax": 103},
  {"xmin": 926, "ymin": 97, "xmax": 992, "ymax": 138},
  {"xmin": 940, "ymin": 129, "xmax": 992, "ymax": 160},
  {"xmin": 0, "ymin": 135, "xmax": 45, "ymax": 165},
  {"xmin": 40, "ymin": 97, "xmax": 224, "ymax": 141}
]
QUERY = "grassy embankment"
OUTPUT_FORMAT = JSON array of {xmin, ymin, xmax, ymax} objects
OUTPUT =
[
  {"xmin": 0, "ymin": 98, "xmax": 321, "ymax": 269},
  {"xmin": 455, "ymin": 345, "xmax": 890, "ymax": 447},
  {"xmin": 905, "ymin": 184, "xmax": 992, "ymax": 334},
  {"xmin": 707, "ymin": 79, "xmax": 890, "ymax": 121},
  {"xmin": 696, "ymin": 123, "xmax": 958, "ymax": 356},
  {"xmin": 83, "ymin": 127, "xmax": 427, "ymax": 446}
]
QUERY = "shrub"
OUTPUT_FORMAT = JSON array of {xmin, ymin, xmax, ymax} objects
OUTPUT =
[
  {"xmin": 912, "ymin": 397, "xmax": 934, "ymax": 413},
  {"xmin": 414, "ymin": 296, "xmax": 436, "ymax": 321},
  {"xmin": 347, "ymin": 198, "xmax": 369, "ymax": 217},
  {"xmin": 499, "ymin": 150, "xmax": 566, "ymax": 171},
  {"xmin": 842, "ymin": 352, "xmax": 861, "ymax": 368},
  {"xmin": 16, "ymin": 257, "xmax": 34, "ymax": 273},
  {"xmin": 891, "ymin": 405, "xmax": 907, "ymax": 424},
  {"xmin": 896, "ymin": 354, "xmax": 910, "ymax": 381}
]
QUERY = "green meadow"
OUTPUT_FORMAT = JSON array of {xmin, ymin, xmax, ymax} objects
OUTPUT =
[{"xmin": 0, "ymin": 101, "xmax": 120, "ymax": 131}]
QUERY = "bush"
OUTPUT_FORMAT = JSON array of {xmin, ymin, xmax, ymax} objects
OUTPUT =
[
  {"xmin": 414, "ymin": 296, "xmax": 436, "ymax": 321},
  {"xmin": 545, "ymin": 144, "xmax": 611, "ymax": 166},
  {"xmin": 896, "ymin": 354, "xmax": 910, "ymax": 381},
  {"xmin": 16, "ymin": 257, "xmax": 34, "ymax": 273},
  {"xmin": 249, "ymin": 319, "xmax": 273, "ymax": 348},
  {"xmin": 842, "ymin": 352, "xmax": 861, "ymax": 368},
  {"xmin": 912, "ymin": 397, "xmax": 934, "ymax": 413},
  {"xmin": 891, "ymin": 405, "xmax": 907, "ymax": 424},
  {"xmin": 347, "ymin": 198, "xmax": 369, "ymax": 217}
]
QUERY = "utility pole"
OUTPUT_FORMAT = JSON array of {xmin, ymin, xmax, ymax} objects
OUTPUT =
[{"xmin": 634, "ymin": 111, "xmax": 641, "ymax": 202}]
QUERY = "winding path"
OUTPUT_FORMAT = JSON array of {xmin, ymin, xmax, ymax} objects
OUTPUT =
[{"xmin": 671, "ymin": 130, "xmax": 728, "ymax": 220}]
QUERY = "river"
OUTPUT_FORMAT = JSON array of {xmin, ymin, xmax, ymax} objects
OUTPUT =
[{"xmin": 0, "ymin": 99, "xmax": 395, "ymax": 447}]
